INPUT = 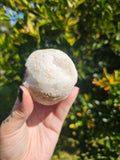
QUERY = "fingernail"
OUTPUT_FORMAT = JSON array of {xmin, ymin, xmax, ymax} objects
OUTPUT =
[{"xmin": 18, "ymin": 87, "xmax": 23, "ymax": 102}]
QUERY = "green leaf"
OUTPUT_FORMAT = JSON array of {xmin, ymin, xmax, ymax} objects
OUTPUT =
[
  {"xmin": 77, "ymin": 121, "xmax": 83, "ymax": 127},
  {"xmin": 76, "ymin": 0, "xmax": 85, "ymax": 7},
  {"xmin": 13, "ymin": 54, "xmax": 20, "ymax": 61},
  {"xmin": 70, "ymin": 115, "xmax": 75, "ymax": 120},
  {"xmin": 0, "ymin": 14, "xmax": 10, "ymax": 21},
  {"xmin": 0, "ymin": 34, "xmax": 6, "ymax": 45},
  {"xmin": 21, "ymin": 0, "xmax": 31, "ymax": 8},
  {"xmin": 9, "ymin": 0, "xmax": 15, "ymax": 9},
  {"xmin": 117, "ymin": 156, "xmax": 120, "ymax": 160},
  {"xmin": 106, "ymin": 140, "xmax": 111, "ymax": 149},
  {"xmin": 0, "ymin": 56, "xmax": 4, "ymax": 65},
  {"xmin": 67, "ymin": 0, "xmax": 85, "ymax": 8},
  {"xmin": 118, "ymin": 21, "xmax": 120, "ymax": 31},
  {"xmin": 15, "ymin": 75, "xmax": 21, "ymax": 81},
  {"xmin": 39, "ymin": 19, "xmax": 51, "ymax": 27}
]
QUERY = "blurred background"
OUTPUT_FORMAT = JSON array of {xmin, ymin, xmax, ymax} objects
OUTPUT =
[{"xmin": 0, "ymin": 0, "xmax": 120, "ymax": 159}]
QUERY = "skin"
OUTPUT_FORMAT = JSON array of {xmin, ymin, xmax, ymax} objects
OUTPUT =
[{"xmin": 0, "ymin": 86, "xmax": 79, "ymax": 160}]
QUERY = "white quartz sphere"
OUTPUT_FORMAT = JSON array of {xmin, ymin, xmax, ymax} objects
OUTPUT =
[{"xmin": 23, "ymin": 49, "xmax": 78, "ymax": 105}]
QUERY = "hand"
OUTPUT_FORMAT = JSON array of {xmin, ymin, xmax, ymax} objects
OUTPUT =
[{"xmin": 0, "ymin": 86, "xmax": 79, "ymax": 160}]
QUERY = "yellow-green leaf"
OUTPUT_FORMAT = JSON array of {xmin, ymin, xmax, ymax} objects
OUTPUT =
[
  {"xmin": 103, "ymin": 68, "xmax": 110, "ymax": 80},
  {"xmin": 15, "ymin": 75, "xmax": 21, "ymax": 81},
  {"xmin": 9, "ymin": 0, "xmax": 15, "ymax": 9},
  {"xmin": 76, "ymin": 0, "xmax": 85, "ymax": 7},
  {"xmin": 67, "ymin": 18, "xmax": 78, "ymax": 26},
  {"xmin": 67, "ymin": 36, "xmax": 76, "ymax": 46},
  {"xmin": 17, "ymin": 5, "xmax": 27, "ymax": 10},
  {"xmin": 9, "ymin": 10, "xmax": 13, "ymax": 17},
  {"xmin": 27, "ymin": 18, "xmax": 34, "ymax": 35},
  {"xmin": 65, "ymin": 31, "xmax": 76, "ymax": 46},
  {"xmin": 14, "ymin": 0, "xmax": 22, "ymax": 4},
  {"xmin": 73, "ymin": 50, "xmax": 79, "ymax": 57},
  {"xmin": 0, "ymin": 34, "xmax": 6, "ymax": 45},
  {"xmin": 14, "ymin": 54, "xmax": 20, "ymax": 61}
]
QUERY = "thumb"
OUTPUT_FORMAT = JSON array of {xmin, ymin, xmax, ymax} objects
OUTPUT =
[{"xmin": 0, "ymin": 86, "xmax": 34, "ymax": 134}]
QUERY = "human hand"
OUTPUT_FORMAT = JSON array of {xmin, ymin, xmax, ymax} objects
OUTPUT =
[{"xmin": 0, "ymin": 86, "xmax": 79, "ymax": 160}]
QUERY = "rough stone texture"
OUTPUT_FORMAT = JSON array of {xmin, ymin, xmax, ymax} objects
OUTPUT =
[{"xmin": 23, "ymin": 49, "xmax": 78, "ymax": 105}]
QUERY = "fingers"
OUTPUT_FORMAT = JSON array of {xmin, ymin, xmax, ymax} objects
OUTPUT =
[
  {"xmin": 0, "ymin": 86, "xmax": 34, "ymax": 134},
  {"xmin": 54, "ymin": 86, "xmax": 79, "ymax": 122},
  {"xmin": 13, "ymin": 86, "xmax": 34, "ymax": 120}
]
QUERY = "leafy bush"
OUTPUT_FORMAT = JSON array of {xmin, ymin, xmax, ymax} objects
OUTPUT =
[
  {"xmin": 69, "ymin": 79, "xmax": 120, "ymax": 159},
  {"xmin": 0, "ymin": 0, "xmax": 120, "ymax": 159}
]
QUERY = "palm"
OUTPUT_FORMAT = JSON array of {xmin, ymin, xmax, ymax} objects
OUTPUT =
[{"xmin": 24, "ymin": 102, "xmax": 64, "ymax": 160}]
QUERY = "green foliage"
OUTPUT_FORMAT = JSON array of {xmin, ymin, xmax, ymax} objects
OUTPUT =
[{"xmin": 0, "ymin": 0, "xmax": 120, "ymax": 159}]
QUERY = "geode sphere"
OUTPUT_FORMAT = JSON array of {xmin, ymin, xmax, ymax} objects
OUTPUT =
[{"xmin": 23, "ymin": 49, "xmax": 78, "ymax": 105}]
